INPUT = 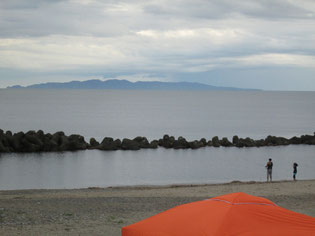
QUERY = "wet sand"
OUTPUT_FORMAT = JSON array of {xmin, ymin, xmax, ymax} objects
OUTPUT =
[{"xmin": 0, "ymin": 179, "xmax": 315, "ymax": 235}]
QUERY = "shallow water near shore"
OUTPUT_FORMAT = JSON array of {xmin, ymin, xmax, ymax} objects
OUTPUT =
[{"xmin": 0, "ymin": 145, "xmax": 314, "ymax": 190}]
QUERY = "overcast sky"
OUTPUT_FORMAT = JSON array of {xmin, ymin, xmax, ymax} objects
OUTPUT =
[{"xmin": 0, "ymin": 0, "xmax": 315, "ymax": 90}]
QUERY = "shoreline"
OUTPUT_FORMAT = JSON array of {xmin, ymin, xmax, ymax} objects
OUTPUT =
[
  {"xmin": 1, "ymin": 179, "xmax": 315, "ymax": 235},
  {"xmin": 0, "ymin": 178, "xmax": 312, "ymax": 192},
  {"xmin": 98, "ymin": 178, "xmax": 311, "ymax": 189}
]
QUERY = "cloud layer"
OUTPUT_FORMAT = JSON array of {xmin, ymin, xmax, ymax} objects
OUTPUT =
[{"xmin": 0, "ymin": 0, "xmax": 315, "ymax": 90}]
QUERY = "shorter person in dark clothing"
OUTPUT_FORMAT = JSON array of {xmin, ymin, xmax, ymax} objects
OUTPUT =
[
  {"xmin": 265, "ymin": 158, "xmax": 273, "ymax": 182},
  {"xmin": 293, "ymin": 162, "xmax": 298, "ymax": 181}
]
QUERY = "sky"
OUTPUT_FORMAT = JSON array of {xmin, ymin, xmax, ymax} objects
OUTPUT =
[{"xmin": 0, "ymin": 0, "xmax": 315, "ymax": 90}]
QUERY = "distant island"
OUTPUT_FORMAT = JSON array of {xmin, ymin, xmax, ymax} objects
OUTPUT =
[{"xmin": 7, "ymin": 79, "xmax": 260, "ymax": 91}]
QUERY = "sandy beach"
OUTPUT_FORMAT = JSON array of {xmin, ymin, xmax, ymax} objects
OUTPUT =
[{"xmin": 0, "ymin": 179, "xmax": 315, "ymax": 235}]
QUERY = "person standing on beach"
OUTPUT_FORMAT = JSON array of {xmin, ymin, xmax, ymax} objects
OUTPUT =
[
  {"xmin": 293, "ymin": 162, "xmax": 298, "ymax": 181},
  {"xmin": 265, "ymin": 158, "xmax": 273, "ymax": 182}
]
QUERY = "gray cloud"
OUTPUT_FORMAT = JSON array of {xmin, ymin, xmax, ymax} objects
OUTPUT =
[
  {"xmin": 0, "ymin": 0, "xmax": 315, "ymax": 90},
  {"xmin": 0, "ymin": 0, "xmax": 62, "ymax": 9},
  {"xmin": 1, "ymin": 0, "xmax": 314, "ymax": 38},
  {"xmin": 144, "ymin": 0, "xmax": 315, "ymax": 20},
  {"xmin": 0, "ymin": 1, "xmax": 124, "ymax": 37}
]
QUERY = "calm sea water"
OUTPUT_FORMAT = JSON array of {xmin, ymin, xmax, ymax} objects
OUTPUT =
[{"xmin": 0, "ymin": 89, "xmax": 315, "ymax": 190}]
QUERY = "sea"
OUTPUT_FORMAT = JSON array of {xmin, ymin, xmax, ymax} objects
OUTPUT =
[{"xmin": 0, "ymin": 89, "xmax": 315, "ymax": 190}]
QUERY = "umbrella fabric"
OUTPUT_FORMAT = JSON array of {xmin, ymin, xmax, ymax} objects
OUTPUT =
[{"xmin": 122, "ymin": 192, "xmax": 315, "ymax": 236}]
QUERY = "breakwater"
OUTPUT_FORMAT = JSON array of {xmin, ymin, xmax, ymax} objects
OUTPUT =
[{"xmin": 0, "ymin": 129, "xmax": 315, "ymax": 153}]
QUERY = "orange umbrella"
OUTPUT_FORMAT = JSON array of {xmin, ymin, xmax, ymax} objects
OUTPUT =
[{"xmin": 122, "ymin": 192, "xmax": 315, "ymax": 236}]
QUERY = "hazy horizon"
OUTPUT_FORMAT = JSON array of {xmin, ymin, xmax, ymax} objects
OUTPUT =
[
  {"xmin": 5, "ymin": 78, "xmax": 315, "ymax": 91},
  {"xmin": 5, "ymin": 78, "xmax": 262, "ymax": 91}
]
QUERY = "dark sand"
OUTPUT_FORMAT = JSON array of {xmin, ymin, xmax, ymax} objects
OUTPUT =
[{"xmin": 1, "ymin": 180, "xmax": 315, "ymax": 235}]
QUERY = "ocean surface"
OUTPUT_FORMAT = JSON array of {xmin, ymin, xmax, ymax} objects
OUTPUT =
[{"xmin": 0, "ymin": 89, "xmax": 315, "ymax": 190}]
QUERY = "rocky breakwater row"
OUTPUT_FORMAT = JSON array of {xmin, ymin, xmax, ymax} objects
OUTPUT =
[
  {"xmin": 149, "ymin": 133, "xmax": 315, "ymax": 149},
  {"xmin": 0, "ymin": 130, "xmax": 88, "ymax": 153},
  {"xmin": 0, "ymin": 129, "xmax": 315, "ymax": 153}
]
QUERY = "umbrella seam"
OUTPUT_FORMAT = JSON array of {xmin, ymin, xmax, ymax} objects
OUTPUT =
[{"xmin": 205, "ymin": 198, "xmax": 277, "ymax": 206}]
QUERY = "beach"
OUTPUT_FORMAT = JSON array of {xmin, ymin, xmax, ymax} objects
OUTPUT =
[{"xmin": 0, "ymin": 180, "xmax": 314, "ymax": 235}]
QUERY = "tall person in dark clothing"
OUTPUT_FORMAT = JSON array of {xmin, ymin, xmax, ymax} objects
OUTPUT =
[
  {"xmin": 293, "ymin": 162, "xmax": 298, "ymax": 181},
  {"xmin": 265, "ymin": 158, "xmax": 273, "ymax": 182}
]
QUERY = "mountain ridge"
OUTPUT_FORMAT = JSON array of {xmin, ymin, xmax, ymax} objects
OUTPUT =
[{"xmin": 7, "ymin": 79, "xmax": 260, "ymax": 91}]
